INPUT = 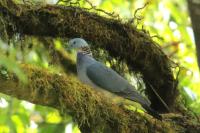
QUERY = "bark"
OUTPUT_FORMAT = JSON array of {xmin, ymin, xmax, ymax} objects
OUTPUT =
[
  {"xmin": 0, "ymin": 64, "xmax": 199, "ymax": 133},
  {"xmin": 0, "ymin": 0, "xmax": 178, "ymax": 112},
  {"xmin": 187, "ymin": 0, "xmax": 200, "ymax": 70}
]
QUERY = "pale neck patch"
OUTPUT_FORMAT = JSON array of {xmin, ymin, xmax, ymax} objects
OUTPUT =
[{"xmin": 79, "ymin": 46, "xmax": 93, "ymax": 56}]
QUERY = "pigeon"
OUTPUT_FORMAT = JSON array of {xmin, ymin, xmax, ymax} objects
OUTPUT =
[{"xmin": 68, "ymin": 38, "xmax": 162, "ymax": 120}]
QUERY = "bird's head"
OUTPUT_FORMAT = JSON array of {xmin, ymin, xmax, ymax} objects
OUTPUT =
[
  {"xmin": 68, "ymin": 38, "xmax": 92, "ymax": 56},
  {"xmin": 68, "ymin": 38, "xmax": 89, "ymax": 50}
]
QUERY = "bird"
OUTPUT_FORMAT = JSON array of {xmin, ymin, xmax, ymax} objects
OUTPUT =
[{"xmin": 68, "ymin": 38, "xmax": 162, "ymax": 120}]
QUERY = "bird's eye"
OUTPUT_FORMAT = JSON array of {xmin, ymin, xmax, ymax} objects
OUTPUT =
[{"xmin": 73, "ymin": 41, "xmax": 76, "ymax": 45}]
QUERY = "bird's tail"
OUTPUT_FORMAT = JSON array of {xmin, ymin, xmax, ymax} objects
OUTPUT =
[
  {"xmin": 142, "ymin": 104, "xmax": 162, "ymax": 120},
  {"xmin": 119, "ymin": 85, "xmax": 162, "ymax": 120}
]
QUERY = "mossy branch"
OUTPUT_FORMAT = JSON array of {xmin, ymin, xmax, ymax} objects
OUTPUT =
[
  {"xmin": 0, "ymin": 0, "xmax": 177, "ymax": 112},
  {"xmin": 0, "ymin": 1, "xmax": 199, "ymax": 132},
  {"xmin": 0, "ymin": 64, "xmax": 199, "ymax": 133}
]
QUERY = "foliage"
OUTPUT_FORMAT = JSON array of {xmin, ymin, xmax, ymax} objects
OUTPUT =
[{"xmin": 0, "ymin": 0, "xmax": 199, "ymax": 133}]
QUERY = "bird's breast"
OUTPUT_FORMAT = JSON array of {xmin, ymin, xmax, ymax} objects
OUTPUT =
[{"xmin": 76, "ymin": 52, "xmax": 98, "ymax": 88}]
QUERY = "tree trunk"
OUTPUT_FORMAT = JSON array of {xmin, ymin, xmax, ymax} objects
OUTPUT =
[{"xmin": 187, "ymin": 0, "xmax": 200, "ymax": 70}]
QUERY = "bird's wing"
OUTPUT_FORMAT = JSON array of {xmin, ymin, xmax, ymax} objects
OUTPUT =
[
  {"xmin": 86, "ymin": 61, "xmax": 129, "ymax": 93},
  {"xmin": 86, "ymin": 61, "xmax": 151, "ymax": 106},
  {"xmin": 85, "ymin": 61, "xmax": 162, "ymax": 119},
  {"xmin": 86, "ymin": 62, "xmax": 130, "ymax": 93}
]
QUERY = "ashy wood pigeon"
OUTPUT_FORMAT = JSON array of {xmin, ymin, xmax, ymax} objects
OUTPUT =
[{"xmin": 68, "ymin": 38, "xmax": 162, "ymax": 120}]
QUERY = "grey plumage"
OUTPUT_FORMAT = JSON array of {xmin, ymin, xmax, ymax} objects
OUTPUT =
[
  {"xmin": 68, "ymin": 38, "xmax": 162, "ymax": 120},
  {"xmin": 86, "ymin": 61, "xmax": 150, "ymax": 106}
]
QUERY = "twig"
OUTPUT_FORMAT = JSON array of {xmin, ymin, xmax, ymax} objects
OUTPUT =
[
  {"xmin": 133, "ymin": 2, "xmax": 149, "ymax": 20},
  {"xmin": 128, "ymin": 2, "xmax": 149, "ymax": 24},
  {"xmin": 148, "ymin": 82, "xmax": 170, "ymax": 112}
]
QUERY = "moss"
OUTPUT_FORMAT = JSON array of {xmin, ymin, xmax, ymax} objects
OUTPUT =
[
  {"xmin": 18, "ymin": 65, "xmax": 167, "ymax": 132},
  {"xmin": 0, "ymin": 1, "xmax": 178, "ymax": 112},
  {"xmin": 0, "ymin": 64, "xmax": 199, "ymax": 132},
  {"xmin": 0, "ymin": 1, "xmax": 199, "ymax": 131}
]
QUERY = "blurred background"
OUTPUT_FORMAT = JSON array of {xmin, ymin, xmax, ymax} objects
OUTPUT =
[{"xmin": 0, "ymin": 0, "xmax": 199, "ymax": 132}]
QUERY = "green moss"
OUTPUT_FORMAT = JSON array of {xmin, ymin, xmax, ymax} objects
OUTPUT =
[
  {"xmin": 1, "ymin": 64, "xmax": 198, "ymax": 133},
  {"xmin": 0, "ymin": 1, "xmax": 187, "ymax": 132},
  {"xmin": 29, "ymin": 5, "xmax": 178, "ymax": 112},
  {"xmin": 0, "ymin": 0, "xmax": 178, "ymax": 112}
]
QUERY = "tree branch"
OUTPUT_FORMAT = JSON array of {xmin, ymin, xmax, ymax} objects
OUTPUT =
[
  {"xmin": 0, "ymin": 0, "xmax": 178, "ymax": 112},
  {"xmin": 0, "ymin": 64, "xmax": 199, "ymax": 133},
  {"xmin": 0, "ymin": 1, "xmax": 199, "ymax": 132},
  {"xmin": 0, "ymin": 64, "xmax": 164, "ymax": 132}
]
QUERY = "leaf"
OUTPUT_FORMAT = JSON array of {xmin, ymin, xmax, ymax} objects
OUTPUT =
[{"xmin": 0, "ymin": 53, "xmax": 27, "ymax": 83}]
